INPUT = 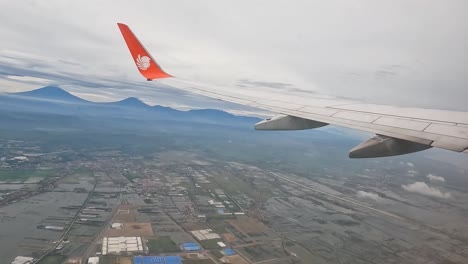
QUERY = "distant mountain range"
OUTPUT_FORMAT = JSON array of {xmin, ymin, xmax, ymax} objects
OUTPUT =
[{"xmin": 0, "ymin": 86, "xmax": 261, "ymax": 125}]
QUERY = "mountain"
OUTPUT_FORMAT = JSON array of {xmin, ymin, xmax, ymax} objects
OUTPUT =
[
  {"xmin": 14, "ymin": 86, "xmax": 88, "ymax": 103},
  {"xmin": 0, "ymin": 86, "xmax": 261, "ymax": 125},
  {"xmin": 107, "ymin": 97, "xmax": 151, "ymax": 109},
  {"xmin": 187, "ymin": 108, "xmax": 257, "ymax": 123},
  {"xmin": 0, "ymin": 86, "xmax": 351, "ymax": 172}
]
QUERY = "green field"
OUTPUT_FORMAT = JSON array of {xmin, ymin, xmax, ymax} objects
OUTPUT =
[
  {"xmin": 0, "ymin": 169, "xmax": 54, "ymax": 182},
  {"xmin": 207, "ymin": 218, "xmax": 229, "ymax": 234},
  {"xmin": 37, "ymin": 255, "xmax": 66, "ymax": 264},
  {"xmin": 147, "ymin": 236, "xmax": 180, "ymax": 254},
  {"xmin": 200, "ymin": 239, "xmax": 223, "ymax": 250},
  {"xmin": 211, "ymin": 249, "xmax": 224, "ymax": 259},
  {"xmin": 122, "ymin": 171, "xmax": 140, "ymax": 183}
]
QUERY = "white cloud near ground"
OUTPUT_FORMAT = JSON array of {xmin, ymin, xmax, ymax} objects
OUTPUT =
[
  {"xmin": 402, "ymin": 182, "xmax": 451, "ymax": 199},
  {"xmin": 357, "ymin": 191, "xmax": 380, "ymax": 201},
  {"xmin": 427, "ymin": 174, "xmax": 445, "ymax": 182}
]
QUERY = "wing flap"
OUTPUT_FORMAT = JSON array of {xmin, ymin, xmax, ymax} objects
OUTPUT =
[
  {"xmin": 431, "ymin": 137, "xmax": 468, "ymax": 152},
  {"xmin": 332, "ymin": 111, "xmax": 380, "ymax": 123},
  {"xmin": 332, "ymin": 103, "xmax": 468, "ymax": 125},
  {"xmin": 373, "ymin": 117, "xmax": 429, "ymax": 131},
  {"xmin": 297, "ymin": 106, "xmax": 339, "ymax": 116},
  {"xmin": 425, "ymin": 123, "xmax": 468, "ymax": 139}
]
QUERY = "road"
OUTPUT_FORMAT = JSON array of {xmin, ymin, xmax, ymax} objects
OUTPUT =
[
  {"xmin": 80, "ymin": 206, "xmax": 119, "ymax": 261},
  {"xmin": 268, "ymin": 171, "xmax": 459, "ymax": 242},
  {"xmin": 33, "ymin": 182, "xmax": 97, "ymax": 263},
  {"xmin": 268, "ymin": 171, "xmax": 406, "ymax": 221}
]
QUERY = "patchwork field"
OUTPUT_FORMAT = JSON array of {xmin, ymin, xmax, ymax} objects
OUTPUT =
[
  {"xmin": 104, "ymin": 222, "xmax": 154, "ymax": 237},
  {"xmin": 0, "ymin": 169, "xmax": 55, "ymax": 183},
  {"xmin": 228, "ymin": 216, "xmax": 268, "ymax": 234}
]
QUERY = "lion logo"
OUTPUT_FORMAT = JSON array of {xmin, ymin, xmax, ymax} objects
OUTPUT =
[{"xmin": 136, "ymin": 54, "xmax": 151, "ymax": 70}]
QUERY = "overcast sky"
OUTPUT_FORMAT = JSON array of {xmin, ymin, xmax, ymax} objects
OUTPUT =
[{"xmin": 0, "ymin": 0, "xmax": 467, "ymax": 113}]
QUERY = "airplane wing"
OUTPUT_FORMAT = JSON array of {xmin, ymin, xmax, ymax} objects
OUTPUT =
[{"xmin": 117, "ymin": 23, "xmax": 468, "ymax": 158}]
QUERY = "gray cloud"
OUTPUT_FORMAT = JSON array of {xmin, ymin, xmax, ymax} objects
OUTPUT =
[
  {"xmin": 0, "ymin": 1, "xmax": 467, "ymax": 111},
  {"xmin": 237, "ymin": 79, "xmax": 318, "ymax": 94},
  {"xmin": 237, "ymin": 79, "xmax": 294, "ymax": 89},
  {"xmin": 375, "ymin": 70, "xmax": 398, "ymax": 78},
  {"xmin": 402, "ymin": 182, "xmax": 451, "ymax": 199},
  {"xmin": 0, "ymin": 53, "xmax": 267, "ymax": 116}
]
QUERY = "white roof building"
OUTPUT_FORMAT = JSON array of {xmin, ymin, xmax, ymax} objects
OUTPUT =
[
  {"xmin": 111, "ymin": 223, "xmax": 123, "ymax": 229},
  {"xmin": 217, "ymin": 242, "xmax": 227, "ymax": 248},
  {"xmin": 208, "ymin": 200, "xmax": 223, "ymax": 206},
  {"xmin": 191, "ymin": 229, "xmax": 221, "ymax": 241},
  {"xmin": 102, "ymin": 237, "xmax": 143, "ymax": 255},
  {"xmin": 11, "ymin": 256, "xmax": 34, "ymax": 264},
  {"xmin": 88, "ymin": 257, "xmax": 99, "ymax": 264}
]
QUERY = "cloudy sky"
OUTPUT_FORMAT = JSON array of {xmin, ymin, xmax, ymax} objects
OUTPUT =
[{"xmin": 0, "ymin": 0, "xmax": 467, "ymax": 113}]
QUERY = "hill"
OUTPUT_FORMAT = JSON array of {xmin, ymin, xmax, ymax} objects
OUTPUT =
[
  {"xmin": 1, "ymin": 86, "xmax": 261, "ymax": 125},
  {"xmin": 14, "ymin": 86, "xmax": 88, "ymax": 103}
]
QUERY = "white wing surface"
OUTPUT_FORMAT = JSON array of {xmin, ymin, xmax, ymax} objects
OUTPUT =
[{"xmin": 118, "ymin": 23, "xmax": 468, "ymax": 158}]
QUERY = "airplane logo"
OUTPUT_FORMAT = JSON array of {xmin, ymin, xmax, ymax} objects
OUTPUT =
[{"xmin": 135, "ymin": 54, "xmax": 151, "ymax": 70}]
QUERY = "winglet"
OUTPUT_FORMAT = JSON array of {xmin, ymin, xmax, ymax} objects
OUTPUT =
[{"xmin": 117, "ymin": 23, "xmax": 172, "ymax": 80}]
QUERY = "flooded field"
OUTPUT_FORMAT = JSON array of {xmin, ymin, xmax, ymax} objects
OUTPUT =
[{"xmin": 0, "ymin": 191, "xmax": 88, "ymax": 262}]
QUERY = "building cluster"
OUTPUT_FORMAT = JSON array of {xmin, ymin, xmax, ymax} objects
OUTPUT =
[
  {"xmin": 101, "ymin": 236, "xmax": 144, "ymax": 255},
  {"xmin": 208, "ymin": 199, "xmax": 225, "ymax": 208}
]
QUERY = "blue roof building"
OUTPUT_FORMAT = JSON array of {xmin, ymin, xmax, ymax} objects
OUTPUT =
[
  {"xmin": 182, "ymin": 242, "xmax": 201, "ymax": 251},
  {"xmin": 223, "ymin": 248, "xmax": 236, "ymax": 256},
  {"xmin": 134, "ymin": 256, "xmax": 182, "ymax": 264}
]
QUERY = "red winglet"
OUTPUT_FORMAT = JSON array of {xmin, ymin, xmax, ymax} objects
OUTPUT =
[{"xmin": 117, "ymin": 23, "xmax": 172, "ymax": 80}]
